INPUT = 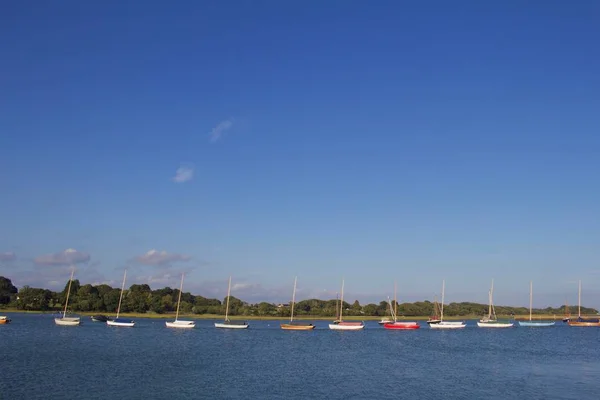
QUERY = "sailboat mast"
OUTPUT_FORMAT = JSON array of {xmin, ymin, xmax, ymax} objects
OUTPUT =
[
  {"xmin": 175, "ymin": 273, "xmax": 184, "ymax": 321},
  {"xmin": 63, "ymin": 268, "xmax": 75, "ymax": 318},
  {"xmin": 441, "ymin": 279, "xmax": 445, "ymax": 321},
  {"xmin": 290, "ymin": 276, "xmax": 297, "ymax": 323},
  {"xmin": 116, "ymin": 270, "xmax": 127, "ymax": 319},
  {"xmin": 578, "ymin": 279, "xmax": 581, "ymax": 318},
  {"xmin": 224, "ymin": 276, "xmax": 232, "ymax": 321},
  {"xmin": 488, "ymin": 279, "xmax": 494, "ymax": 319},
  {"xmin": 339, "ymin": 279, "xmax": 345, "ymax": 321},
  {"xmin": 529, "ymin": 281, "xmax": 533, "ymax": 321},
  {"xmin": 394, "ymin": 281, "xmax": 397, "ymax": 320}
]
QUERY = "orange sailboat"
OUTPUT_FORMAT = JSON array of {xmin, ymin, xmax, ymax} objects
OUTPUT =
[
  {"xmin": 568, "ymin": 280, "xmax": 600, "ymax": 327},
  {"xmin": 281, "ymin": 277, "xmax": 315, "ymax": 330}
]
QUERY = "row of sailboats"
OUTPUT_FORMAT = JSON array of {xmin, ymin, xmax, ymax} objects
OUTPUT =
[{"xmin": 51, "ymin": 272, "xmax": 600, "ymax": 329}]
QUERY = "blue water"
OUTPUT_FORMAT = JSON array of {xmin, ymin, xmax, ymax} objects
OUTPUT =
[{"xmin": 2, "ymin": 314, "xmax": 600, "ymax": 399}]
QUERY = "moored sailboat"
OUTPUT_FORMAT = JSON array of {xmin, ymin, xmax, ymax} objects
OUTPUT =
[
  {"xmin": 383, "ymin": 283, "xmax": 419, "ymax": 330},
  {"xmin": 426, "ymin": 296, "xmax": 441, "ymax": 325},
  {"xmin": 54, "ymin": 268, "xmax": 81, "ymax": 326},
  {"xmin": 215, "ymin": 276, "xmax": 249, "ymax": 329},
  {"xmin": 106, "ymin": 270, "xmax": 135, "ymax": 327},
  {"xmin": 562, "ymin": 299, "xmax": 571, "ymax": 323},
  {"xmin": 281, "ymin": 277, "xmax": 315, "ymax": 330},
  {"xmin": 568, "ymin": 280, "xmax": 600, "ymax": 327},
  {"xmin": 477, "ymin": 280, "xmax": 513, "ymax": 328},
  {"xmin": 430, "ymin": 280, "xmax": 465, "ymax": 329},
  {"xmin": 518, "ymin": 281, "xmax": 555, "ymax": 327},
  {"xmin": 0, "ymin": 316, "xmax": 12, "ymax": 324},
  {"xmin": 329, "ymin": 279, "xmax": 364, "ymax": 330},
  {"xmin": 166, "ymin": 273, "xmax": 195, "ymax": 329}
]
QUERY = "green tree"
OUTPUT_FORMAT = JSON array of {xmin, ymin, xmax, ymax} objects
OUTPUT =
[{"xmin": 0, "ymin": 276, "xmax": 18, "ymax": 305}]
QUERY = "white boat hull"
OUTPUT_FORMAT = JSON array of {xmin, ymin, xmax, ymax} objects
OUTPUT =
[
  {"xmin": 54, "ymin": 317, "xmax": 81, "ymax": 326},
  {"xmin": 518, "ymin": 321, "xmax": 555, "ymax": 327},
  {"xmin": 477, "ymin": 322, "xmax": 513, "ymax": 328},
  {"xmin": 430, "ymin": 321, "xmax": 466, "ymax": 329},
  {"xmin": 214, "ymin": 322, "xmax": 249, "ymax": 329},
  {"xmin": 328, "ymin": 323, "xmax": 365, "ymax": 330},
  {"xmin": 166, "ymin": 320, "xmax": 196, "ymax": 329},
  {"xmin": 107, "ymin": 320, "xmax": 135, "ymax": 327}
]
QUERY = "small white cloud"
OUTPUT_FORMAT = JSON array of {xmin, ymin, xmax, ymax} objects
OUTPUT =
[
  {"xmin": 209, "ymin": 119, "xmax": 233, "ymax": 143},
  {"xmin": 172, "ymin": 163, "xmax": 194, "ymax": 183},
  {"xmin": 0, "ymin": 252, "xmax": 16, "ymax": 262},
  {"xmin": 134, "ymin": 249, "xmax": 191, "ymax": 266},
  {"xmin": 34, "ymin": 248, "xmax": 90, "ymax": 266}
]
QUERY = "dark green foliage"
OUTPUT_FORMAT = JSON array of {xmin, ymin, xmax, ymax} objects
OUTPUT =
[
  {"xmin": 0, "ymin": 275, "xmax": 597, "ymax": 317},
  {"xmin": 0, "ymin": 276, "xmax": 18, "ymax": 304}
]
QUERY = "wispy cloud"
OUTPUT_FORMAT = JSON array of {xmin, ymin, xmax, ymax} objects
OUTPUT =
[
  {"xmin": 134, "ymin": 249, "xmax": 191, "ymax": 266},
  {"xmin": 0, "ymin": 252, "xmax": 16, "ymax": 262},
  {"xmin": 34, "ymin": 248, "xmax": 90, "ymax": 266},
  {"xmin": 209, "ymin": 119, "xmax": 233, "ymax": 143},
  {"xmin": 172, "ymin": 163, "xmax": 194, "ymax": 183}
]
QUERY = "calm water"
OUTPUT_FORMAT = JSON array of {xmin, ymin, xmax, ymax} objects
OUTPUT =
[{"xmin": 2, "ymin": 314, "xmax": 600, "ymax": 399}]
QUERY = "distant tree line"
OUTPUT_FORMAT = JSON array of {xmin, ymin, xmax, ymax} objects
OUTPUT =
[{"xmin": 0, "ymin": 276, "xmax": 596, "ymax": 317}]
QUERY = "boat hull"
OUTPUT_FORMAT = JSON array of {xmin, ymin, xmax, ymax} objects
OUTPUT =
[
  {"xmin": 215, "ymin": 321, "xmax": 249, "ymax": 329},
  {"xmin": 518, "ymin": 321, "xmax": 556, "ymax": 327},
  {"xmin": 568, "ymin": 321, "xmax": 600, "ymax": 327},
  {"xmin": 426, "ymin": 319, "xmax": 441, "ymax": 325},
  {"xmin": 281, "ymin": 323, "xmax": 315, "ymax": 330},
  {"xmin": 91, "ymin": 315, "xmax": 109, "ymax": 322},
  {"xmin": 383, "ymin": 322, "xmax": 419, "ymax": 330},
  {"xmin": 477, "ymin": 321, "xmax": 513, "ymax": 328},
  {"xmin": 54, "ymin": 317, "xmax": 81, "ymax": 326},
  {"xmin": 165, "ymin": 320, "xmax": 196, "ymax": 329},
  {"xmin": 0, "ymin": 316, "xmax": 11, "ymax": 324},
  {"xmin": 430, "ymin": 321, "xmax": 466, "ymax": 329},
  {"xmin": 329, "ymin": 322, "xmax": 365, "ymax": 330},
  {"xmin": 107, "ymin": 319, "xmax": 135, "ymax": 327}
]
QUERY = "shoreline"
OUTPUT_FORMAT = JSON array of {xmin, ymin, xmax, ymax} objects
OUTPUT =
[{"xmin": 0, "ymin": 309, "xmax": 573, "ymax": 321}]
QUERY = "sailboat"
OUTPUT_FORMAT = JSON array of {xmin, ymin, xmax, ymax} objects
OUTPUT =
[
  {"xmin": 477, "ymin": 279, "xmax": 513, "ymax": 328},
  {"xmin": 106, "ymin": 270, "xmax": 135, "ymax": 327},
  {"xmin": 430, "ymin": 280, "xmax": 465, "ymax": 329},
  {"xmin": 54, "ymin": 268, "xmax": 81, "ymax": 326},
  {"xmin": 165, "ymin": 273, "xmax": 195, "ymax": 329},
  {"xmin": 426, "ymin": 295, "xmax": 441, "ymax": 325},
  {"xmin": 378, "ymin": 282, "xmax": 396, "ymax": 325},
  {"xmin": 0, "ymin": 316, "xmax": 10, "ymax": 324},
  {"xmin": 281, "ymin": 277, "xmax": 315, "ymax": 330},
  {"xmin": 214, "ymin": 276, "xmax": 249, "ymax": 329},
  {"xmin": 568, "ymin": 280, "xmax": 600, "ymax": 327},
  {"xmin": 329, "ymin": 279, "xmax": 364, "ymax": 330},
  {"xmin": 562, "ymin": 298, "xmax": 571, "ymax": 322},
  {"xmin": 518, "ymin": 281, "xmax": 555, "ymax": 327},
  {"xmin": 383, "ymin": 295, "xmax": 420, "ymax": 330},
  {"xmin": 382, "ymin": 282, "xmax": 419, "ymax": 329}
]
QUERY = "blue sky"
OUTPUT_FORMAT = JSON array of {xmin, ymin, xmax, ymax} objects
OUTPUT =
[{"xmin": 1, "ymin": 1, "xmax": 599, "ymax": 307}]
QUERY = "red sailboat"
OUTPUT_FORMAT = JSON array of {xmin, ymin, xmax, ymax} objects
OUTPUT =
[{"xmin": 383, "ymin": 289, "xmax": 419, "ymax": 330}]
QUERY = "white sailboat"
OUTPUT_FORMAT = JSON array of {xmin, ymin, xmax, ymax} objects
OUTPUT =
[
  {"xmin": 477, "ymin": 279, "xmax": 513, "ymax": 328},
  {"xmin": 518, "ymin": 281, "xmax": 555, "ymax": 327},
  {"xmin": 106, "ymin": 270, "xmax": 135, "ymax": 327},
  {"xmin": 166, "ymin": 273, "xmax": 195, "ymax": 329},
  {"xmin": 54, "ymin": 268, "xmax": 81, "ymax": 326},
  {"xmin": 214, "ymin": 276, "xmax": 249, "ymax": 329},
  {"xmin": 430, "ymin": 279, "xmax": 465, "ymax": 329},
  {"xmin": 329, "ymin": 279, "xmax": 364, "ymax": 330},
  {"xmin": 378, "ymin": 281, "xmax": 396, "ymax": 325}
]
